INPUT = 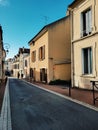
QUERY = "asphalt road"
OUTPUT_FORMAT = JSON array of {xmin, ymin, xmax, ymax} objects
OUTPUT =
[{"xmin": 9, "ymin": 78, "xmax": 98, "ymax": 130}]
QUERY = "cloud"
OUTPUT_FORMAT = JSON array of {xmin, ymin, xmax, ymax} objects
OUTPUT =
[{"xmin": 0, "ymin": 0, "xmax": 9, "ymax": 6}]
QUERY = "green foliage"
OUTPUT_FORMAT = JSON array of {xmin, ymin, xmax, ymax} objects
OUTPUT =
[{"xmin": 49, "ymin": 79, "xmax": 71, "ymax": 85}]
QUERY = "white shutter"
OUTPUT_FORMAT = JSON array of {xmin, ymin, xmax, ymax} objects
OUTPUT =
[
  {"xmin": 88, "ymin": 9, "xmax": 92, "ymax": 33},
  {"xmin": 86, "ymin": 11, "xmax": 89, "ymax": 34}
]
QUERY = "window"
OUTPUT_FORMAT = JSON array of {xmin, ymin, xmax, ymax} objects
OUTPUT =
[
  {"xmin": 18, "ymin": 64, "xmax": 19, "ymax": 69},
  {"xmin": 39, "ymin": 45, "xmax": 45, "ymax": 60},
  {"xmin": 14, "ymin": 64, "xmax": 17, "ymax": 69},
  {"xmin": 81, "ymin": 8, "xmax": 92, "ymax": 37},
  {"xmin": 40, "ymin": 68, "xmax": 47, "ymax": 83},
  {"xmin": 25, "ymin": 60, "xmax": 27, "ymax": 67},
  {"xmin": 0, "ymin": 51, "xmax": 2, "ymax": 57},
  {"xmin": 31, "ymin": 51, "xmax": 36, "ymax": 62},
  {"xmin": 82, "ymin": 47, "xmax": 92, "ymax": 74}
]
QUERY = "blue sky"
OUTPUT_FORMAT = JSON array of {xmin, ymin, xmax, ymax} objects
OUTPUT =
[{"xmin": 0, "ymin": 0, "xmax": 74, "ymax": 59}]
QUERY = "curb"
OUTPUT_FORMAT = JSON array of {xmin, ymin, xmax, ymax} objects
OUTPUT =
[
  {"xmin": 24, "ymin": 80, "xmax": 98, "ymax": 112},
  {"xmin": 0, "ymin": 78, "xmax": 12, "ymax": 130},
  {"xmin": 33, "ymin": 83, "xmax": 98, "ymax": 112}
]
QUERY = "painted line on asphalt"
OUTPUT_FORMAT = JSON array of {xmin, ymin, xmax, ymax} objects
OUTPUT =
[
  {"xmin": 24, "ymin": 80, "xmax": 98, "ymax": 112},
  {"xmin": 0, "ymin": 78, "xmax": 12, "ymax": 130}
]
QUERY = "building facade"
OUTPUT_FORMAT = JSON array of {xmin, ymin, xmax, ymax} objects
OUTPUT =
[
  {"xmin": 4, "ymin": 58, "xmax": 13, "ymax": 76},
  {"xmin": 24, "ymin": 54, "xmax": 30, "ymax": 78},
  {"xmin": 0, "ymin": 25, "xmax": 6, "ymax": 81},
  {"xmin": 18, "ymin": 47, "xmax": 30, "ymax": 78},
  {"xmin": 29, "ymin": 17, "xmax": 71, "ymax": 83},
  {"xmin": 13, "ymin": 55, "xmax": 20, "ymax": 78},
  {"xmin": 68, "ymin": 0, "xmax": 98, "ymax": 89},
  {"xmin": 13, "ymin": 47, "xmax": 30, "ymax": 78}
]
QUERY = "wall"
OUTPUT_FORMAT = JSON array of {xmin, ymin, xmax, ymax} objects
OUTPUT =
[
  {"xmin": 30, "ymin": 31, "xmax": 49, "ymax": 82},
  {"xmin": 48, "ymin": 17, "xmax": 71, "ymax": 82},
  {"xmin": 71, "ymin": 0, "xmax": 98, "ymax": 89}
]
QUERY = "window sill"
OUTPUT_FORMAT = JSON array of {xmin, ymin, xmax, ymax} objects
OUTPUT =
[
  {"xmin": 39, "ymin": 58, "xmax": 45, "ymax": 61},
  {"xmin": 80, "ymin": 74, "xmax": 95, "ymax": 78},
  {"xmin": 81, "ymin": 32, "xmax": 92, "ymax": 38},
  {"xmin": 72, "ymin": 31, "xmax": 98, "ymax": 43}
]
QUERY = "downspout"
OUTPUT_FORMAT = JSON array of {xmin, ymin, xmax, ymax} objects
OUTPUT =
[
  {"xmin": 94, "ymin": 0, "xmax": 97, "ymax": 77},
  {"xmin": 68, "ymin": 8, "xmax": 74, "ymax": 87},
  {"xmin": 94, "ymin": 0, "xmax": 96, "ymax": 31}
]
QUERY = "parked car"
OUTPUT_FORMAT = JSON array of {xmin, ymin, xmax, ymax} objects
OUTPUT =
[{"xmin": 5, "ymin": 71, "xmax": 11, "ymax": 76}]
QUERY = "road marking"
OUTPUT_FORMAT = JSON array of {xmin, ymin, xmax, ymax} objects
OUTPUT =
[{"xmin": 0, "ymin": 78, "xmax": 12, "ymax": 130}]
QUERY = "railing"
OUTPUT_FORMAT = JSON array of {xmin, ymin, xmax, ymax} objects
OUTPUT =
[{"xmin": 90, "ymin": 81, "xmax": 98, "ymax": 105}]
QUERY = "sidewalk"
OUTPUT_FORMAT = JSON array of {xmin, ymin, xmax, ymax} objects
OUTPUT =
[{"xmin": 31, "ymin": 81, "xmax": 98, "ymax": 108}]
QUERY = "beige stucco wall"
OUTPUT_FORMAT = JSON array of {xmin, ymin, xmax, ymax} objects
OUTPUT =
[
  {"xmin": 13, "ymin": 61, "xmax": 19, "ymax": 78},
  {"xmin": 48, "ymin": 17, "xmax": 71, "ymax": 82},
  {"xmin": 49, "ymin": 17, "xmax": 71, "ymax": 60},
  {"xmin": 71, "ymin": 0, "xmax": 98, "ymax": 41},
  {"xmin": 73, "ymin": 35, "xmax": 98, "ymax": 89},
  {"xmin": 70, "ymin": 0, "xmax": 98, "ymax": 89},
  {"xmin": 30, "ymin": 17, "xmax": 71, "ymax": 83},
  {"xmin": 24, "ymin": 55, "xmax": 30, "ymax": 78},
  {"xmin": 30, "ymin": 31, "xmax": 49, "ymax": 82},
  {"xmin": 54, "ymin": 64, "xmax": 71, "ymax": 80}
]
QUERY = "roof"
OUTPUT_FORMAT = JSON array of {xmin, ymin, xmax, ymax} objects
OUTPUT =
[
  {"xmin": 18, "ymin": 47, "xmax": 30, "ymax": 54},
  {"xmin": 0, "ymin": 25, "xmax": 3, "ymax": 47},
  {"xmin": 68, "ymin": 0, "xmax": 85, "ymax": 9},
  {"xmin": 28, "ymin": 16, "xmax": 69, "ymax": 45}
]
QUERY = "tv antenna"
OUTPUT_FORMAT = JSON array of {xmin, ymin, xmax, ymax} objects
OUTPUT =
[{"xmin": 43, "ymin": 15, "xmax": 49, "ymax": 25}]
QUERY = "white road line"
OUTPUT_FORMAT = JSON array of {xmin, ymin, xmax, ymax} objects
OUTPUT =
[{"xmin": 0, "ymin": 78, "xmax": 12, "ymax": 130}]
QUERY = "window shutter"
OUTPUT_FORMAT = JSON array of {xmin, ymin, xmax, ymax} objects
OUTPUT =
[
  {"xmin": 88, "ymin": 9, "xmax": 92, "ymax": 33},
  {"xmin": 43, "ymin": 45, "xmax": 45, "ymax": 59},
  {"xmin": 80, "ymin": 14, "xmax": 83, "ymax": 37},
  {"xmin": 35, "ymin": 51, "xmax": 36, "ymax": 61},
  {"xmin": 86, "ymin": 11, "xmax": 89, "ymax": 34},
  {"xmin": 88, "ymin": 48, "xmax": 92, "ymax": 74},
  {"xmin": 38, "ymin": 48, "xmax": 40, "ymax": 60},
  {"xmin": 81, "ymin": 49, "xmax": 84, "ymax": 74}
]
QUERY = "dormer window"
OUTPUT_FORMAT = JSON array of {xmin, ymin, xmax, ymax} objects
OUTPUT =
[{"xmin": 81, "ymin": 8, "xmax": 92, "ymax": 37}]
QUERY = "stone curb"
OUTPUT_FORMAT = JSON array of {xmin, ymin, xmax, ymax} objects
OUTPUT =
[
  {"xmin": 0, "ymin": 78, "xmax": 12, "ymax": 130},
  {"xmin": 24, "ymin": 80, "xmax": 98, "ymax": 112},
  {"xmin": 36, "ymin": 84, "xmax": 98, "ymax": 111}
]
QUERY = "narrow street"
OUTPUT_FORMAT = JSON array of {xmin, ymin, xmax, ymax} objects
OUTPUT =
[{"xmin": 9, "ymin": 78, "xmax": 98, "ymax": 130}]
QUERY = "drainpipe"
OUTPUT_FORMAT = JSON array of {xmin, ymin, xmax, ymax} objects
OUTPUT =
[{"xmin": 68, "ymin": 8, "xmax": 74, "ymax": 87}]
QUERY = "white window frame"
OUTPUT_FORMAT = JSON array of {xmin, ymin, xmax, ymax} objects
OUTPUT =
[
  {"xmin": 81, "ymin": 8, "xmax": 92, "ymax": 37},
  {"xmin": 82, "ymin": 47, "xmax": 92, "ymax": 75}
]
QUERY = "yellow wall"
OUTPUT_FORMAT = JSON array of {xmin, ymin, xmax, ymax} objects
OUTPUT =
[
  {"xmin": 48, "ymin": 17, "xmax": 71, "ymax": 82},
  {"xmin": 30, "ymin": 17, "xmax": 71, "ymax": 83},
  {"xmin": 48, "ymin": 17, "xmax": 71, "ymax": 60},
  {"xmin": 54, "ymin": 64, "xmax": 71, "ymax": 80},
  {"xmin": 30, "ymin": 31, "xmax": 49, "ymax": 82}
]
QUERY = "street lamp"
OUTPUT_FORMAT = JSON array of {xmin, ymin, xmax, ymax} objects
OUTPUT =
[{"xmin": 4, "ymin": 43, "xmax": 10, "ymax": 55}]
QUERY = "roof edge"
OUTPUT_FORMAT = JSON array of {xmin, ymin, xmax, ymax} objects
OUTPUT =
[{"xmin": 28, "ymin": 16, "xmax": 68, "ymax": 45}]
